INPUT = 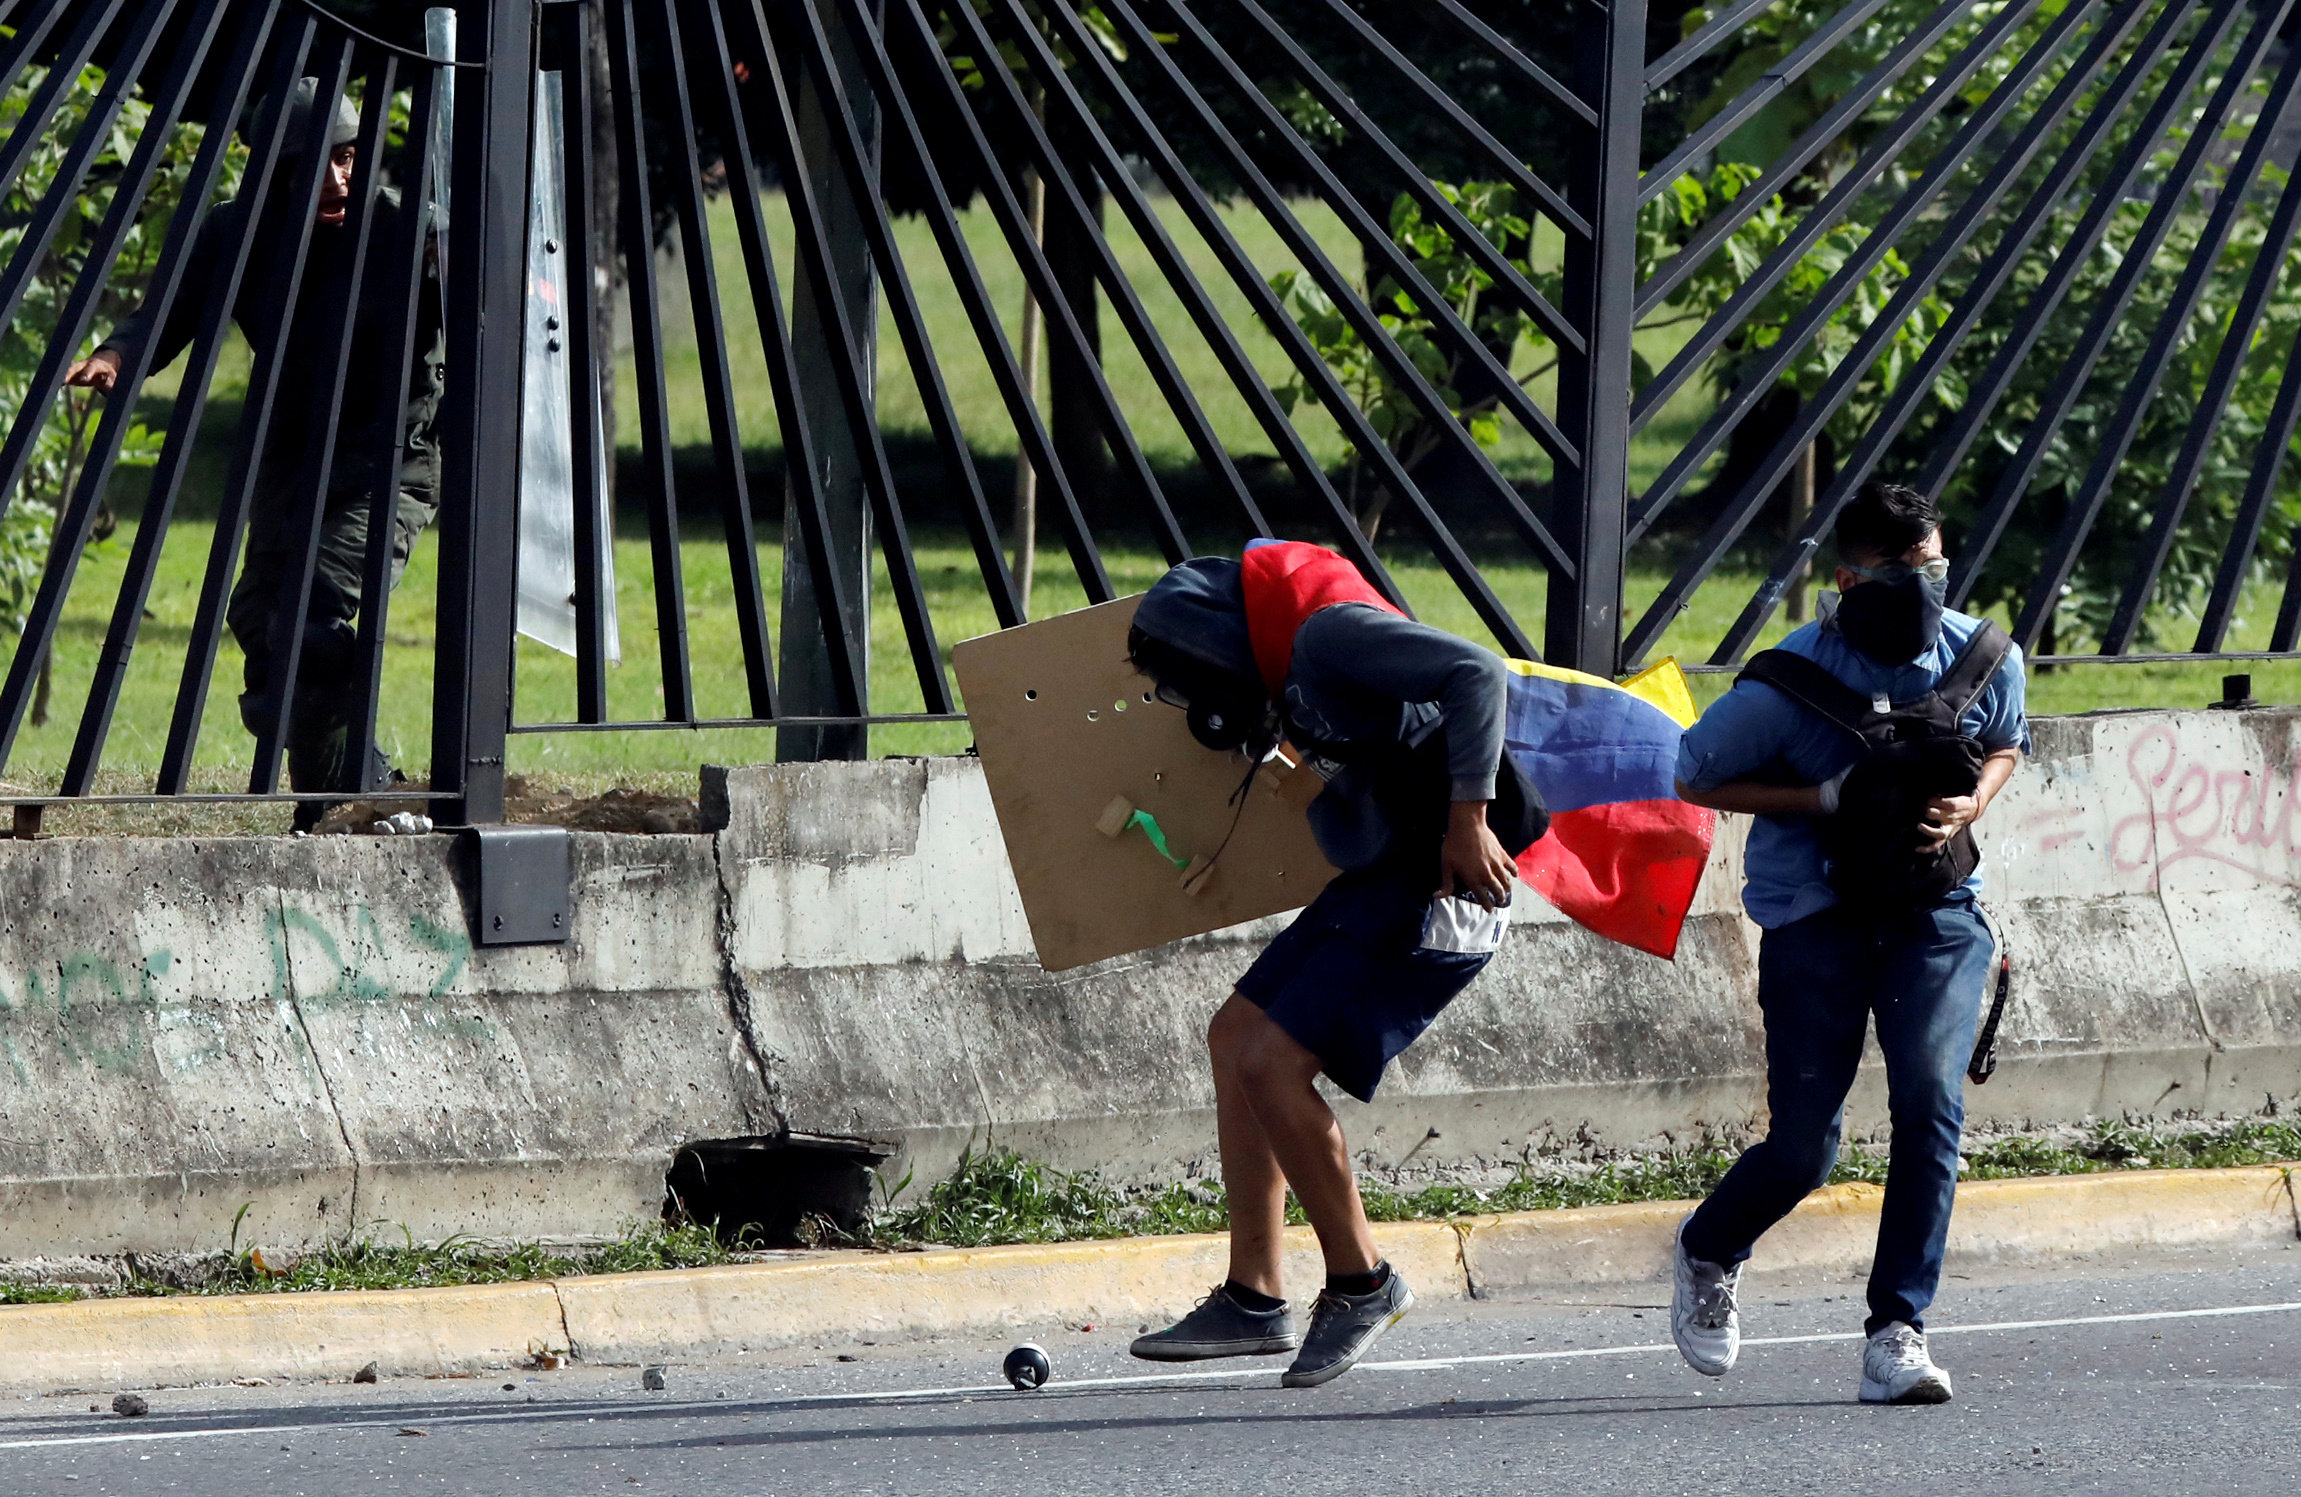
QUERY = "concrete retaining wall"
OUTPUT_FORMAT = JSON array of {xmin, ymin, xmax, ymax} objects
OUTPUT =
[{"xmin": 2, "ymin": 705, "xmax": 2295, "ymax": 1257}]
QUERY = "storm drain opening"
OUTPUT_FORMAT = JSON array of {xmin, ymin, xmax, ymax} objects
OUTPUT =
[{"xmin": 667, "ymin": 1134, "xmax": 892, "ymax": 1248}]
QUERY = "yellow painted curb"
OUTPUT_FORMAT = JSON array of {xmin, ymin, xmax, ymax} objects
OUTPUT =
[
  {"xmin": 0, "ymin": 1167, "xmax": 2287, "ymax": 1394},
  {"xmin": 554, "ymin": 1220, "xmax": 1467, "ymax": 1363},
  {"xmin": 0, "ymin": 1281, "xmax": 565, "ymax": 1394}
]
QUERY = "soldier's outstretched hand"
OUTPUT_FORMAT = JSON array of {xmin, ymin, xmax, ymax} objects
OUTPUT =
[{"xmin": 63, "ymin": 348, "xmax": 122, "ymax": 393}]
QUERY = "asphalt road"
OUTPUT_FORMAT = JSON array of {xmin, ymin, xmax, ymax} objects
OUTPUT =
[{"xmin": 2, "ymin": 1237, "xmax": 2294, "ymax": 1496}]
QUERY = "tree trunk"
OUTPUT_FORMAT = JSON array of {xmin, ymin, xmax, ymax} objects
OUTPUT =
[{"xmin": 1010, "ymin": 154, "xmax": 1047, "ymax": 605}]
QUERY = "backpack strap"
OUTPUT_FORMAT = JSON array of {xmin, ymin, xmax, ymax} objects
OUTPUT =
[
  {"xmin": 1736, "ymin": 649, "xmax": 1879, "ymax": 742},
  {"xmin": 1932, "ymin": 620, "xmax": 2014, "ymax": 717}
]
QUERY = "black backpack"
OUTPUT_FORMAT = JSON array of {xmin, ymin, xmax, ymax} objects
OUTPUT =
[{"xmin": 1736, "ymin": 623, "xmax": 2013, "ymax": 911}]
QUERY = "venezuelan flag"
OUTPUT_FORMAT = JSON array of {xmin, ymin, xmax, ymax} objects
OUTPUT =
[{"xmin": 1502, "ymin": 658, "xmax": 1715, "ymax": 960}]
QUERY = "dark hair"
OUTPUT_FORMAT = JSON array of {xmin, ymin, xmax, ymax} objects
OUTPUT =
[{"xmin": 1835, "ymin": 481, "xmax": 1938, "ymax": 563}]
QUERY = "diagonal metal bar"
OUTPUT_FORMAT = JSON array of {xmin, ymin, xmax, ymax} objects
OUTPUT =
[
  {"xmin": 942, "ymin": 0, "xmax": 1259, "ymax": 537},
  {"xmin": 2275, "ymin": 518, "xmax": 2301, "ymax": 650},
  {"xmin": 62, "ymin": 0, "xmax": 281, "ymax": 795},
  {"xmin": 892, "ymin": 0, "xmax": 1193, "ymax": 564},
  {"xmin": 1153, "ymin": 0, "xmax": 1580, "ymax": 481},
  {"xmin": 1640, "ymin": 0, "xmax": 1898, "ymax": 206},
  {"xmin": 1029, "ymin": 0, "xmax": 1409, "ymax": 607},
  {"xmin": 719, "ymin": 0, "xmax": 947, "ymax": 712},
  {"xmin": 1095, "ymin": 0, "xmax": 1541, "ymax": 654},
  {"xmin": 1303, "ymin": 0, "xmax": 1586, "ymax": 240},
  {"xmin": 2197, "ymin": 323, "xmax": 2301, "ymax": 653},
  {"xmin": 2106, "ymin": 36, "xmax": 2301, "ymax": 655},
  {"xmin": 246, "ymin": 54, "xmax": 399, "ymax": 794},
  {"xmin": 638, "ymin": 0, "xmax": 784, "ymax": 718},
  {"xmin": 1693, "ymin": 0, "xmax": 2164, "ymax": 666},
  {"xmin": 0, "ymin": 0, "xmax": 129, "ymax": 208},
  {"xmin": 1645, "ymin": 0, "xmax": 1786, "ymax": 90},
  {"xmin": 1995, "ymin": 2, "xmax": 2274, "ymax": 652},
  {"xmin": 341, "ymin": 60, "xmax": 442, "ymax": 785},
  {"xmin": 834, "ymin": 0, "xmax": 1114, "ymax": 605},
  {"xmin": 603, "ymin": 0, "xmax": 696, "ymax": 721},
  {"xmin": 1223, "ymin": 0, "xmax": 1583, "ymax": 353},
  {"xmin": 1636, "ymin": 0, "xmax": 1980, "ymax": 318},
  {"xmin": 1422, "ymin": 0, "xmax": 1594, "ymax": 128},
  {"xmin": 0, "ymin": 0, "xmax": 179, "ymax": 347},
  {"xmin": 155, "ymin": 21, "xmax": 338, "ymax": 795},
  {"xmin": 1629, "ymin": 0, "xmax": 2068, "ymax": 452},
  {"xmin": 1146, "ymin": 0, "xmax": 1575, "ymax": 569},
  {"xmin": 777, "ymin": 0, "xmax": 1024, "ymax": 630},
  {"xmin": 1620, "ymin": 0, "xmax": 2145, "ymax": 669}
]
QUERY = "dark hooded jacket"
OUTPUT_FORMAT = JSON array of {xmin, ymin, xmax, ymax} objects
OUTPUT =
[{"xmin": 1133, "ymin": 556, "xmax": 1510, "ymax": 871}]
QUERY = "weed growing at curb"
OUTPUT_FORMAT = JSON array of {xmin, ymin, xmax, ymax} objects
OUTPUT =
[{"xmin": 867, "ymin": 1117, "xmax": 2301, "ymax": 1249}]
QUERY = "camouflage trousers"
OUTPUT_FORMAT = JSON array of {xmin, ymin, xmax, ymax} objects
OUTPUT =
[{"xmin": 228, "ymin": 483, "xmax": 439, "ymax": 797}]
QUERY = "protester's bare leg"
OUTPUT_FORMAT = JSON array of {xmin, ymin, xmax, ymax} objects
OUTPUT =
[
  {"xmin": 1215, "ymin": 995, "xmax": 1379, "ymax": 1279},
  {"xmin": 1209, "ymin": 993, "xmax": 1290, "ymax": 1297}
]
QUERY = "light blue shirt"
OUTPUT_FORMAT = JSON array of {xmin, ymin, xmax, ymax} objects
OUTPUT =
[{"xmin": 1675, "ymin": 607, "xmax": 2029, "ymax": 929}]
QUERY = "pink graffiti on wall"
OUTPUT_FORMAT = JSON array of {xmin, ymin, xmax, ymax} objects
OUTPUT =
[{"xmin": 2106, "ymin": 723, "xmax": 2301, "ymax": 886}]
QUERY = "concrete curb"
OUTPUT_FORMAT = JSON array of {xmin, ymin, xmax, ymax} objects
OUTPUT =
[{"xmin": 3, "ymin": 1167, "xmax": 2291, "ymax": 1394}]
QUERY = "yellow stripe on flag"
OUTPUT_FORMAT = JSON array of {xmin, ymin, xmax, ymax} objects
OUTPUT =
[{"xmin": 1502, "ymin": 655, "xmax": 1699, "ymax": 730}]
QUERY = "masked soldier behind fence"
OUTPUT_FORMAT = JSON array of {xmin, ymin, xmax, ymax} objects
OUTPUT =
[
  {"xmin": 65, "ymin": 81, "xmax": 442, "ymax": 829},
  {"xmin": 1668, "ymin": 481, "xmax": 2028, "ymax": 1405}
]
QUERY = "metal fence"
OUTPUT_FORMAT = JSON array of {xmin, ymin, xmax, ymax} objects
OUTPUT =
[{"xmin": 2, "ymin": 0, "xmax": 2299, "ymax": 826}]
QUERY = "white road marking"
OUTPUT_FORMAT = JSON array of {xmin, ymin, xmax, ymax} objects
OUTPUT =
[{"xmin": 1, "ymin": 1298, "xmax": 2294, "ymax": 1453}]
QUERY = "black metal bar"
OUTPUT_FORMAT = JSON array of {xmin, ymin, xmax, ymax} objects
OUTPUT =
[
  {"xmin": 602, "ymin": 0, "xmax": 695, "ymax": 721},
  {"xmin": 1636, "ymin": 0, "xmax": 1978, "ymax": 318},
  {"xmin": 835, "ymin": 0, "xmax": 1114, "ymax": 605},
  {"xmin": 1143, "ymin": 0, "xmax": 1575, "ymax": 572},
  {"xmin": 507, "ymin": 712, "xmax": 971, "ymax": 733},
  {"xmin": 951, "ymin": 0, "xmax": 1266, "ymax": 528},
  {"xmin": 1547, "ymin": 0, "xmax": 1642, "ymax": 677},
  {"xmin": 0, "ymin": 2, "xmax": 75, "ymax": 106},
  {"xmin": 2275, "ymin": 532, "xmax": 2301, "ymax": 651},
  {"xmin": 341, "ymin": 59, "xmax": 441, "ymax": 788},
  {"xmin": 638, "ymin": 0, "xmax": 782, "ymax": 718},
  {"xmin": 0, "ymin": 0, "xmax": 129, "ymax": 207},
  {"xmin": 1618, "ymin": 0, "xmax": 2107, "ymax": 667},
  {"xmin": 888, "ymin": 0, "xmax": 1193, "ymax": 565},
  {"xmin": 1936, "ymin": 0, "xmax": 2235, "ymax": 600},
  {"xmin": 1306, "ymin": 0, "xmax": 1586, "ymax": 240},
  {"xmin": 1694, "ymin": 0, "xmax": 2163, "ymax": 665},
  {"xmin": 1645, "ymin": 0, "xmax": 1785, "ymax": 90},
  {"xmin": 1223, "ymin": 0, "xmax": 1583, "ymax": 354},
  {"xmin": 427, "ymin": 0, "xmax": 534, "ymax": 825},
  {"xmin": 544, "ymin": 3, "xmax": 611, "ymax": 720},
  {"xmin": 1095, "ymin": 0, "xmax": 1539, "ymax": 655},
  {"xmin": 62, "ymin": 0, "xmax": 281, "ymax": 796},
  {"xmin": 0, "ymin": 0, "xmax": 223, "ymax": 778},
  {"xmin": 1422, "ymin": 0, "xmax": 1595, "ymax": 128},
  {"xmin": 1707, "ymin": 0, "xmax": 2159, "ymax": 663},
  {"xmin": 1024, "ymin": 0, "xmax": 1410, "ymax": 598},
  {"xmin": 155, "ymin": 20, "xmax": 337, "ymax": 795},
  {"xmin": 1629, "ymin": 0, "xmax": 2062, "ymax": 451},
  {"xmin": 2198, "ymin": 324, "xmax": 2301, "ymax": 653},
  {"xmin": 0, "ymin": 0, "xmax": 178, "ymax": 343},
  {"xmin": 246, "ymin": 54, "xmax": 398, "ymax": 794},
  {"xmin": 2000, "ymin": 1, "xmax": 2272, "ymax": 652},
  {"xmin": 775, "ymin": 0, "xmax": 1024, "ymax": 631},
  {"xmin": 711, "ymin": 0, "xmax": 946, "ymax": 712},
  {"xmin": 2105, "ymin": 36, "xmax": 2301, "ymax": 656},
  {"xmin": 1640, "ymin": 0, "xmax": 1898, "ymax": 205}
]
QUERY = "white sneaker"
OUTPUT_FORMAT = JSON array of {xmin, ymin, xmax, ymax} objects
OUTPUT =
[
  {"xmin": 1670, "ymin": 1216, "xmax": 1741, "ymax": 1376},
  {"xmin": 1860, "ymin": 1321, "xmax": 1954, "ymax": 1404}
]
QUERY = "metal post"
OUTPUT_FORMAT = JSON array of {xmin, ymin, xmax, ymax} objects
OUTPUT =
[
  {"xmin": 1548, "ymin": 0, "xmax": 1643, "ymax": 676},
  {"xmin": 431, "ymin": 0, "xmax": 536, "ymax": 825},
  {"xmin": 778, "ymin": 0, "xmax": 881, "ymax": 762}
]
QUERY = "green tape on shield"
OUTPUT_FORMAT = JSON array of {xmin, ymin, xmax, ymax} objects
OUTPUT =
[{"xmin": 1125, "ymin": 809, "xmax": 1192, "ymax": 871}]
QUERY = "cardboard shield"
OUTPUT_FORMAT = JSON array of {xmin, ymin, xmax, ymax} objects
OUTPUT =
[{"xmin": 952, "ymin": 596, "xmax": 1338, "ymax": 971}]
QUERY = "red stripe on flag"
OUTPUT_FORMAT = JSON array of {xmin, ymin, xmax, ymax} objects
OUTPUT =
[{"xmin": 1514, "ymin": 798, "xmax": 1715, "ymax": 960}]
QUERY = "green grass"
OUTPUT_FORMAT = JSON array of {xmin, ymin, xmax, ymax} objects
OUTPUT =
[{"xmin": 866, "ymin": 1118, "xmax": 2301, "ymax": 1250}]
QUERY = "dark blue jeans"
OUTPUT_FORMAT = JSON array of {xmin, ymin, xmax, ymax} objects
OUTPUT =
[{"xmin": 1681, "ymin": 896, "xmax": 1992, "ymax": 1334}]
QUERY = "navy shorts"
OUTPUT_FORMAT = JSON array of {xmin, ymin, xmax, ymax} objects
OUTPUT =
[{"xmin": 1236, "ymin": 865, "xmax": 1506, "ymax": 1104}]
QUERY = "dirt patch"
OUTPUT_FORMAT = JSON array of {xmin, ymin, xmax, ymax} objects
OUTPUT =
[{"xmin": 314, "ymin": 776, "xmax": 701, "ymax": 836}]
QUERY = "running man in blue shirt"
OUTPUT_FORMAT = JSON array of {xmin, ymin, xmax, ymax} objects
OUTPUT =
[{"xmin": 1669, "ymin": 482, "xmax": 2027, "ymax": 1405}]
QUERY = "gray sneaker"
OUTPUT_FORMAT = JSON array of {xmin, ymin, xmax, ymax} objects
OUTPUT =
[
  {"xmin": 1281, "ymin": 1268, "xmax": 1415, "ymax": 1388},
  {"xmin": 1130, "ymin": 1284, "xmax": 1300, "ymax": 1361},
  {"xmin": 1671, "ymin": 1215, "xmax": 1742, "ymax": 1377}
]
